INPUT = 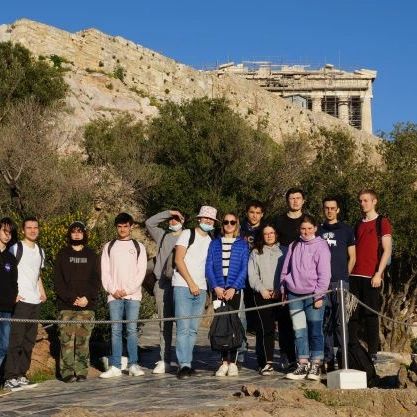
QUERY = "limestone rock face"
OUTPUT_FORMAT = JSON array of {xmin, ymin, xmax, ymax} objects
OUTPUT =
[{"xmin": 0, "ymin": 19, "xmax": 380, "ymax": 149}]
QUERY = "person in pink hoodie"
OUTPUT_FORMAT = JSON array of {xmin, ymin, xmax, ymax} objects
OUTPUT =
[
  {"xmin": 100, "ymin": 213, "xmax": 147, "ymax": 379},
  {"xmin": 280, "ymin": 214, "xmax": 331, "ymax": 381}
]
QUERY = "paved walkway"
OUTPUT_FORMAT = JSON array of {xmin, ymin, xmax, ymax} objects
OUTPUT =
[{"xmin": 0, "ymin": 321, "xmax": 297, "ymax": 416}]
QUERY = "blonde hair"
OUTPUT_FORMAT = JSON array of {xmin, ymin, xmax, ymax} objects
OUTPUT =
[{"xmin": 221, "ymin": 212, "xmax": 240, "ymax": 238}]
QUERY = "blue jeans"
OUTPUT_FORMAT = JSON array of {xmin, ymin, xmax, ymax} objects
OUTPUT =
[
  {"xmin": 174, "ymin": 286, "xmax": 206, "ymax": 369},
  {"xmin": 0, "ymin": 311, "xmax": 12, "ymax": 367},
  {"xmin": 108, "ymin": 299, "xmax": 140, "ymax": 368},
  {"xmin": 288, "ymin": 292, "xmax": 325, "ymax": 361}
]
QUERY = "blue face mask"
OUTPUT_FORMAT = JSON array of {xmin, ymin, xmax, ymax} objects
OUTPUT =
[
  {"xmin": 169, "ymin": 223, "xmax": 182, "ymax": 232},
  {"xmin": 199, "ymin": 223, "xmax": 214, "ymax": 232}
]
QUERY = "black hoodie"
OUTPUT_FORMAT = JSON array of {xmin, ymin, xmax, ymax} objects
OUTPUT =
[
  {"xmin": 53, "ymin": 246, "xmax": 101, "ymax": 311},
  {"xmin": 0, "ymin": 249, "xmax": 18, "ymax": 312}
]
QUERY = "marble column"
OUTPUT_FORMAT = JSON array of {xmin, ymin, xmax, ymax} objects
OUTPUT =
[
  {"xmin": 311, "ymin": 95, "xmax": 322, "ymax": 113},
  {"xmin": 338, "ymin": 96, "xmax": 349, "ymax": 124},
  {"xmin": 361, "ymin": 96, "xmax": 373, "ymax": 134}
]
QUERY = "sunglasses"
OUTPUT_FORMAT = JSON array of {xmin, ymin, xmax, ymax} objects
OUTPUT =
[{"xmin": 222, "ymin": 220, "xmax": 237, "ymax": 226}]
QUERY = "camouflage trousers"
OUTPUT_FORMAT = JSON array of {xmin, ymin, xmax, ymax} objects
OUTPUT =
[{"xmin": 58, "ymin": 310, "xmax": 95, "ymax": 378}]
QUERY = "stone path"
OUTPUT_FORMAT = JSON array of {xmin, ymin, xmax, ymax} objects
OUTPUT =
[{"xmin": 0, "ymin": 322, "xmax": 297, "ymax": 416}]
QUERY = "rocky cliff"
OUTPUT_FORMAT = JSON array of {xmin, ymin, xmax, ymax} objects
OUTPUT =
[{"xmin": 0, "ymin": 19, "xmax": 380, "ymax": 150}]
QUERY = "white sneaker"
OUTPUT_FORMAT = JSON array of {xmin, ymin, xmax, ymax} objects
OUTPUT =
[
  {"xmin": 99, "ymin": 366, "xmax": 122, "ymax": 379},
  {"xmin": 128, "ymin": 364, "xmax": 145, "ymax": 376},
  {"xmin": 227, "ymin": 363, "xmax": 239, "ymax": 376},
  {"xmin": 215, "ymin": 363, "xmax": 229, "ymax": 377},
  {"xmin": 152, "ymin": 361, "xmax": 170, "ymax": 374},
  {"xmin": 17, "ymin": 376, "xmax": 38, "ymax": 389}
]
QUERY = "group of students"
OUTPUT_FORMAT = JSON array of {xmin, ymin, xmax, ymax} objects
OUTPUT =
[{"xmin": 0, "ymin": 186, "xmax": 392, "ymax": 391}]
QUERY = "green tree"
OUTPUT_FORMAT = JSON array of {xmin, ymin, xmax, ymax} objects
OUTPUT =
[
  {"xmin": 84, "ymin": 113, "xmax": 160, "ymax": 206},
  {"xmin": 146, "ymin": 98, "xmax": 292, "ymax": 218},
  {"xmin": 377, "ymin": 123, "xmax": 417, "ymax": 350},
  {"xmin": 301, "ymin": 128, "xmax": 375, "ymax": 221},
  {"xmin": 0, "ymin": 41, "xmax": 68, "ymax": 116}
]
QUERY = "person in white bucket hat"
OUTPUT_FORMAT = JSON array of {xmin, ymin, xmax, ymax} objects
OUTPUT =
[{"xmin": 172, "ymin": 205, "xmax": 217, "ymax": 379}]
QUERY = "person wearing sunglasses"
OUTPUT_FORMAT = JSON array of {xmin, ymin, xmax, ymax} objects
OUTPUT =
[
  {"xmin": 206, "ymin": 213, "xmax": 249, "ymax": 377},
  {"xmin": 248, "ymin": 224, "xmax": 285, "ymax": 376}
]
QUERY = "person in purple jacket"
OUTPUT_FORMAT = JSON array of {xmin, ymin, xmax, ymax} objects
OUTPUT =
[
  {"xmin": 280, "ymin": 214, "xmax": 331, "ymax": 381},
  {"xmin": 206, "ymin": 213, "xmax": 249, "ymax": 377}
]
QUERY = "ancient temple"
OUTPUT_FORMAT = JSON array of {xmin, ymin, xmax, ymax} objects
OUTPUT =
[{"xmin": 213, "ymin": 62, "xmax": 377, "ymax": 133}]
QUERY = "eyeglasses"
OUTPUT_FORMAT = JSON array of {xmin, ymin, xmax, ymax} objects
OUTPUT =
[{"xmin": 222, "ymin": 220, "xmax": 237, "ymax": 226}]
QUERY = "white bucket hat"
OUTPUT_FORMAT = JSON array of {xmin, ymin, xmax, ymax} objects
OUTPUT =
[{"xmin": 196, "ymin": 205, "xmax": 218, "ymax": 222}]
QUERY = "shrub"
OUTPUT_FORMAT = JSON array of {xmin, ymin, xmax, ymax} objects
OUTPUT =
[{"xmin": 0, "ymin": 41, "xmax": 68, "ymax": 110}]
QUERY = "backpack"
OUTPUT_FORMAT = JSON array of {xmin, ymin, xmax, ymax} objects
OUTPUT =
[
  {"xmin": 348, "ymin": 342, "xmax": 379, "ymax": 387},
  {"xmin": 209, "ymin": 302, "xmax": 244, "ymax": 352},
  {"xmin": 15, "ymin": 241, "xmax": 45, "ymax": 266},
  {"xmin": 108, "ymin": 239, "xmax": 141, "ymax": 260}
]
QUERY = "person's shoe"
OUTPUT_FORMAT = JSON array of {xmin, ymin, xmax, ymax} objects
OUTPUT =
[
  {"xmin": 152, "ymin": 361, "xmax": 171, "ymax": 374},
  {"xmin": 17, "ymin": 376, "xmax": 38, "ymax": 389},
  {"xmin": 4, "ymin": 379, "xmax": 23, "ymax": 392},
  {"xmin": 260, "ymin": 363, "xmax": 274, "ymax": 376},
  {"xmin": 99, "ymin": 366, "xmax": 122, "ymax": 379},
  {"xmin": 236, "ymin": 361, "xmax": 244, "ymax": 370},
  {"xmin": 128, "ymin": 364, "xmax": 145, "ymax": 376},
  {"xmin": 307, "ymin": 362, "xmax": 322, "ymax": 381},
  {"xmin": 76, "ymin": 375, "xmax": 87, "ymax": 382},
  {"xmin": 285, "ymin": 362, "xmax": 309, "ymax": 380},
  {"xmin": 227, "ymin": 363, "xmax": 239, "ymax": 377},
  {"xmin": 62, "ymin": 375, "xmax": 77, "ymax": 383},
  {"xmin": 177, "ymin": 366, "xmax": 192, "ymax": 379},
  {"xmin": 325, "ymin": 361, "xmax": 335, "ymax": 373},
  {"xmin": 215, "ymin": 363, "xmax": 229, "ymax": 377}
]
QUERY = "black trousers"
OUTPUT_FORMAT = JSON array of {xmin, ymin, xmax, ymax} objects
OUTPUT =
[
  {"xmin": 4, "ymin": 301, "xmax": 41, "ymax": 380},
  {"xmin": 276, "ymin": 303, "xmax": 296, "ymax": 363},
  {"xmin": 253, "ymin": 292, "xmax": 277, "ymax": 368},
  {"xmin": 348, "ymin": 276, "xmax": 381, "ymax": 355},
  {"xmin": 324, "ymin": 282, "xmax": 346, "ymax": 365},
  {"xmin": 213, "ymin": 291, "xmax": 242, "ymax": 362}
]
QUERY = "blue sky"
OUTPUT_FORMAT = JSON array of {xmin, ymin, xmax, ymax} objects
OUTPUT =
[{"xmin": 2, "ymin": 0, "xmax": 416, "ymax": 134}]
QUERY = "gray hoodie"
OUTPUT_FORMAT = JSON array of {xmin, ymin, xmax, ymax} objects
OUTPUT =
[
  {"xmin": 248, "ymin": 244, "xmax": 285, "ymax": 293},
  {"xmin": 145, "ymin": 210, "xmax": 182, "ymax": 279}
]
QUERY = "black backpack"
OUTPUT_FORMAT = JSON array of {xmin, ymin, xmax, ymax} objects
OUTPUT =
[
  {"xmin": 15, "ymin": 241, "xmax": 45, "ymax": 265},
  {"xmin": 209, "ymin": 302, "xmax": 244, "ymax": 352},
  {"xmin": 348, "ymin": 342, "xmax": 379, "ymax": 388},
  {"xmin": 108, "ymin": 239, "xmax": 141, "ymax": 260}
]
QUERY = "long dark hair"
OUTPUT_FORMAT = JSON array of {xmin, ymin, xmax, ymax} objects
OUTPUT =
[{"xmin": 254, "ymin": 223, "xmax": 278, "ymax": 255}]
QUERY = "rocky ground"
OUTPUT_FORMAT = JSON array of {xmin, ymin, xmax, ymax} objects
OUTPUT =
[{"xmin": 1, "ymin": 322, "xmax": 416, "ymax": 417}]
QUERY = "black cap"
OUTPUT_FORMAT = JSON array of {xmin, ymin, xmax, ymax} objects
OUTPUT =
[{"xmin": 69, "ymin": 221, "xmax": 86, "ymax": 231}]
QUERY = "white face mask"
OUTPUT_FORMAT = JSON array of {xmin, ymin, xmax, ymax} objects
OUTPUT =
[
  {"xmin": 199, "ymin": 223, "xmax": 214, "ymax": 232},
  {"xmin": 169, "ymin": 223, "xmax": 182, "ymax": 232}
]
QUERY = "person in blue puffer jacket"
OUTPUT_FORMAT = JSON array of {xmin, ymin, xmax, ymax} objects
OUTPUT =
[{"xmin": 206, "ymin": 212, "xmax": 249, "ymax": 377}]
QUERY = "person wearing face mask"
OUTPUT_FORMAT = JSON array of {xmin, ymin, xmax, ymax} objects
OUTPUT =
[
  {"xmin": 145, "ymin": 209, "xmax": 185, "ymax": 374},
  {"xmin": 206, "ymin": 213, "xmax": 249, "ymax": 377},
  {"xmin": 173, "ymin": 205, "xmax": 217, "ymax": 379},
  {"xmin": 280, "ymin": 215, "xmax": 331, "ymax": 381},
  {"xmin": 53, "ymin": 221, "xmax": 101, "ymax": 383}
]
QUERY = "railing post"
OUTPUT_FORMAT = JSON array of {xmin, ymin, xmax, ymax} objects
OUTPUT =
[{"xmin": 338, "ymin": 279, "xmax": 349, "ymax": 370}]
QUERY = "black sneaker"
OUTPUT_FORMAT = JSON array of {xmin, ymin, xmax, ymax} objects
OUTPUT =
[
  {"xmin": 62, "ymin": 375, "xmax": 77, "ymax": 383},
  {"xmin": 285, "ymin": 362, "xmax": 309, "ymax": 380},
  {"xmin": 236, "ymin": 361, "xmax": 244, "ymax": 371},
  {"xmin": 76, "ymin": 375, "xmax": 87, "ymax": 382},
  {"xmin": 177, "ymin": 366, "xmax": 191, "ymax": 379},
  {"xmin": 260, "ymin": 363, "xmax": 274, "ymax": 376},
  {"xmin": 307, "ymin": 362, "xmax": 322, "ymax": 381}
]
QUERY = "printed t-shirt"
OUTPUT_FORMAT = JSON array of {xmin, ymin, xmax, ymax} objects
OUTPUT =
[{"xmin": 319, "ymin": 221, "xmax": 355, "ymax": 282}]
